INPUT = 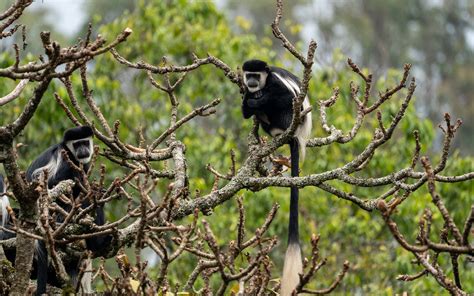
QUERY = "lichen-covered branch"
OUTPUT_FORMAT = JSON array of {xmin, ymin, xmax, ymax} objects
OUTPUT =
[
  {"xmin": 0, "ymin": 1, "xmax": 472, "ymax": 295},
  {"xmin": 378, "ymin": 157, "xmax": 473, "ymax": 295}
]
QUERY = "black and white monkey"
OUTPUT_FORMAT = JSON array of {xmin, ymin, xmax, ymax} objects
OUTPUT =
[
  {"xmin": 0, "ymin": 174, "xmax": 10, "ymax": 228},
  {"xmin": 0, "ymin": 174, "xmax": 11, "ymax": 239},
  {"xmin": 0, "ymin": 126, "xmax": 110, "ymax": 295},
  {"xmin": 241, "ymin": 59, "xmax": 312, "ymax": 295},
  {"xmin": 0, "ymin": 171, "xmax": 95, "ymax": 295}
]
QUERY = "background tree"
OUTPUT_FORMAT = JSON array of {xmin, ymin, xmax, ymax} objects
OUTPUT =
[
  {"xmin": 313, "ymin": 0, "xmax": 474, "ymax": 155},
  {"xmin": 0, "ymin": 0, "xmax": 472, "ymax": 295}
]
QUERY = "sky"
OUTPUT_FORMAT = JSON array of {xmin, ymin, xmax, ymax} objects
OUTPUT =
[
  {"xmin": 27, "ymin": 0, "xmax": 228, "ymax": 37},
  {"xmin": 29, "ymin": 0, "xmax": 87, "ymax": 36}
]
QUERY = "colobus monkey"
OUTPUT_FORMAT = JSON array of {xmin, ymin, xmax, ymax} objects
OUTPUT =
[
  {"xmin": 0, "ymin": 175, "xmax": 56, "ymax": 291},
  {"xmin": 0, "ymin": 174, "xmax": 10, "ymax": 229},
  {"xmin": 241, "ymin": 59, "xmax": 312, "ymax": 295},
  {"xmin": 24, "ymin": 126, "xmax": 109, "ymax": 295}
]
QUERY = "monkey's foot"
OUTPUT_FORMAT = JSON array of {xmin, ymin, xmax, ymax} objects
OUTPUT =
[{"xmin": 271, "ymin": 155, "xmax": 291, "ymax": 168}]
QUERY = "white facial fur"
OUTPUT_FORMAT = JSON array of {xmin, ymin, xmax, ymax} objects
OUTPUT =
[
  {"xmin": 65, "ymin": 137, "xmax": 93, "ymax": 164},
  {"xmin": 243, "ymin": 71, "xmax": 268, "ymax": 93}
]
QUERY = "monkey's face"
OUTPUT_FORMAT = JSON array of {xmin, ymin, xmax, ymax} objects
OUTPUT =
[
  {"xmin": 243, "ymin": 71, "xmax": 268, "ymax": 93},
  {"xmin": 66, "ymin": 137, "xmax": 93, "ymax": 164}
]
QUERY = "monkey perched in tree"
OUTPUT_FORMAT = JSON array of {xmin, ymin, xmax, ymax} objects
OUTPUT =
[
  {"xmin": 0, "ymin": 126, "xmax": 110, "ymax": 295},
  {"xmin": 241, "ymin": 59, "xmax": 312, "ymax": 295}
]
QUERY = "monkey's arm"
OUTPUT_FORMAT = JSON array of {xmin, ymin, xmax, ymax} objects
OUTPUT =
[
  {"xmin": 85, "ymin": 206, "xmax": 112, "ymax": 254},
  {"xmin": 25, "ymin": 145, "xmax": 59, "ymax": 182},
  {"xmin": 242, "ymin": 98, "xmax": 255, "ymax": 118},
  {"xmin": 273, "ymin": 94, "xmax": 294, "ymax": 111},
  {"xmin": 246, "ymin": 93, "xmax": 271, "ymax": 108}
]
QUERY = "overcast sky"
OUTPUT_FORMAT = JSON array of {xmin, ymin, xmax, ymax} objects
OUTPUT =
[
  {"xmin": 27, "ymin": 0, "xmax": 228, "ymax": 37},
  {"xmin": 30, "ymin": 0, "xmax": 87, "ymax": 36}
]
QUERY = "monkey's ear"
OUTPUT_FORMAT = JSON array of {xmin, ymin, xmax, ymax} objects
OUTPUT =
[{"xmin": 265, "ymin": 66, "xmax": 270, "ymax": 72}]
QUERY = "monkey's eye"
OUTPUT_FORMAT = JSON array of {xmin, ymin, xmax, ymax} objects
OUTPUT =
[
  {"xmin": 73, "ymin": 140, "xmax": 89, "ymax": 150},
  {"xmin": 246, "ymin": 74, "xmax": 260, "ymax": 80}
]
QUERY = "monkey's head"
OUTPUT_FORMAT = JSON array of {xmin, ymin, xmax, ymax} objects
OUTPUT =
[
  {"xmin": 242, "ymin": 59, "xmax": 270, "ymax": 93},
  {"xmin": 63, "ymin": 126, "xmax": 94, "ymax": 164}
]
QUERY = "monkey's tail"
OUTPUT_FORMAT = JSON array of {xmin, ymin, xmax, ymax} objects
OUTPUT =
[
  {"xmin": 35, "ymin": 240, "xmax": 48, "ymax": 296},
  {"xmin": 295, "ymin": 96, "xmax": 312, "ymax": 162},
  {"xmin": 281, "ymin": 138, "xmax": 303, "ymax": 296},
  {"xmin": 80, "ymin": 258, "xmax": 93, "ymax": 294}
]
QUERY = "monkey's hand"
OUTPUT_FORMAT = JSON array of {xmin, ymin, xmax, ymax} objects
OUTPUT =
[
  {"xmin": 247, "ymin": 98, "xmax": 264, "ymax": 108},
  {"xmin": 242, "ymin": 100, "xmax": 254, "ymax": 119}
]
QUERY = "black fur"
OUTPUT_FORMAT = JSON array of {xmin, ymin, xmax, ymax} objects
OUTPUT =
[
  {"xmin": 26, "ymin": 142, "xmax": 87, "ymax": 199},
  {"xmin": 0, "ymin": 174, "xmax": 4, "ymax": 194},
  {"xmin": 241, "ymin": 60, "xmax": 306, "ymax": 290},
  {"xmin": 0, "ymin": 175, "xmax": 58, "ymax": 287},
  {"xmin": 242, "ymin": 59, "xmax": 269, "ymax": 72},
  {"xmin": 1, "ymin": 126, "xmax": 110, "ymax": 295},
  {"xmin": 0, "ymin": 174, "xmax": 60, "ymax": 289},
  {"xmin": 242, "ymin": 63, "xmax": 302, "ymax": 136},
  {"xmin": 289, "ymin": 138, "xmax": 299, "ymax": 243},
  {"xmin": 63, "ymin": 126, "xmax": 93, "ymax": 142}
]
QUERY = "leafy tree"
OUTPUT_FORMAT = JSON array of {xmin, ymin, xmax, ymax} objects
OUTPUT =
[
  {"xmin": 0, "ymin": 0, "xmax": 472, "ymax": 295},
  {"xmin": 315, "ymin": 0, "xmax": 474, "ymax": 155}
]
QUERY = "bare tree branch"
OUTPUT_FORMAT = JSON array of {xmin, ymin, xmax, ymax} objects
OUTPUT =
[{"xmin": 0, "ymin": 79, "xmax": 28, "ymax": 106}]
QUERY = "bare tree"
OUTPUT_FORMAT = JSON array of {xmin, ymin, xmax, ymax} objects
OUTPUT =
[{"xmin": 0, "ymin": 0, "xmax": 472, "ymax": 295}]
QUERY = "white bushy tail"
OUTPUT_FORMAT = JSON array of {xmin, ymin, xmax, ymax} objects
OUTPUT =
[
  {"xmin": 80, "ymin": 258, "xmax": 93, "ymax": 294},
  {"xmin": 281, "ymin": 242, "xmax": 303, "ymax": 296},
  {"xmin": 295, "ymin": 96, "xmax": 312, "ymax": 162}
]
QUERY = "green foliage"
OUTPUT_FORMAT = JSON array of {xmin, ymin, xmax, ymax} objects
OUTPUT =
[
  {"xmin": 0, "ymin": 53, "xmax": 72, "ymax": 171},
  {"xmin": 86, "ymin": 1, "xmax": 472, "ymax": 292},
  {"xmin": 316, "ymin": 0, "xmax": 474, "ymax": 155},
  {"xmin": 0, "ymin": 0, "xmax": 472, "ymax": 294}
]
